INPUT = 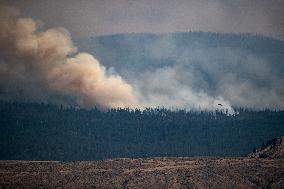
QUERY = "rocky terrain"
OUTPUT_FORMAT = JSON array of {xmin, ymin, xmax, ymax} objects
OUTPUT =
[
  {"xmin": 249, "ymin": 136, "xmax": 284, "ymax": 159},
  {"xmin": 0, "ymin": 137, "xmax": 284, "ymax": 189}
]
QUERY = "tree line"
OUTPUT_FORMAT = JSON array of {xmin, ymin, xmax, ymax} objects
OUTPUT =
[{"xmin": 0, "ymin": 101, "xmax": 283, "ymax": 160}]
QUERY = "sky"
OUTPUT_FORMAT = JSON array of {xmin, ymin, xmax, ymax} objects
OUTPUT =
[{"xmin": 1, "ymin": 0, "xmax": 284, "ymax": 40}]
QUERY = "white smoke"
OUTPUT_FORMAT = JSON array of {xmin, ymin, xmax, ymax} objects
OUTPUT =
[
  {"xmin": 0, "ymin": 6, "xmax": 138, "ymax": 109},
  {"xmin": 134, "ymin": 66, "xmax": 234, "ymax": 114}
]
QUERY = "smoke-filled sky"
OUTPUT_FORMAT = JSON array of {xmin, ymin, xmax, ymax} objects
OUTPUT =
[
  {"xmin": 0, "ymin": 1, "xmax": 283, "ymax": 112},
  {"xmin": 1, "ymin": 0, "xmax": 284, "ymax": 40}
]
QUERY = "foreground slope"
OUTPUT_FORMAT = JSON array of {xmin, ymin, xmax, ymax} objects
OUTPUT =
[
  {"xmin": 1, "ymin": 137, "xmax": 284, "ymax": 189},
  {"xmin": 0, "ymin": 158, "xmax": 283, "ymax": 189}
]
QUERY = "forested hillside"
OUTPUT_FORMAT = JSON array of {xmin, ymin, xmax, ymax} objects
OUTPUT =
[{"xmin": 0, "ymin": 101, "xmax": 284, "ymax": 160}]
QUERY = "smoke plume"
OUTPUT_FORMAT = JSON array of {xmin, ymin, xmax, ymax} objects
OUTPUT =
[
  {"xmin": 0, "ymin": 6, "xmax": 236, "ymax": 113},
  {"xmin": 0, "ymin": 6, "xmax": 138, "ymax": 109}
]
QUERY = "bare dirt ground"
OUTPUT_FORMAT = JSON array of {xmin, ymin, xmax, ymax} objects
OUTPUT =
[{"xmin": 0, "ymin": 157, "xmax": 283, "ymax": 189}]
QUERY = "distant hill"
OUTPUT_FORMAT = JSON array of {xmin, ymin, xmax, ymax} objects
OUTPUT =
[
  {"xmin": 75, "ymin": 32, "xmax": 284, "ymax": 75},
  {"xmin": 249, "ymin": 136, "xmax": 284, "ymax": 159},
  {"xmin": 75, "ymin": 32, "xmax": 284, "ymax": 77},
  {"xmin": 75, "ymin": 32, "xmax": 284, "ymax": 109}
]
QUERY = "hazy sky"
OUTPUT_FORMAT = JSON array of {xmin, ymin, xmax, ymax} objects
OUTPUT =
[{"xmin": 1, "ymin": 0, "xmax": 284, "ymax": 39}]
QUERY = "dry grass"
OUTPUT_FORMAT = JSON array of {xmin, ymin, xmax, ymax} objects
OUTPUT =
[{"xmin": 0, "ymin": 157, "xmax": 283, "ymax": 189}]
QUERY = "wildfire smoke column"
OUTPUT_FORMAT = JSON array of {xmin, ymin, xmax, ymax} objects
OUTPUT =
[{"xmin": 0, "ymin": 6, "xmax": 138, "ymax": 109}]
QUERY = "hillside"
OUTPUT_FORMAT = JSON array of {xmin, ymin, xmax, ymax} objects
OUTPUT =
[{"xmin": 249, "ymin": 136, "xmax": 284, "ymax": 159}]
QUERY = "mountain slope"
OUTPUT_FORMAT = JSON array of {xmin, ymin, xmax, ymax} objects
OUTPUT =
[{"xmin": 75, "ymin": 32, "xmax": 284, "ymax": 74}]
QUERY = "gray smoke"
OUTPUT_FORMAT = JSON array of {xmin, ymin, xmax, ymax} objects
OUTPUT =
[{"xmin": 127, "ymin": 34, "xmax": 284, "ymax": 111}]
